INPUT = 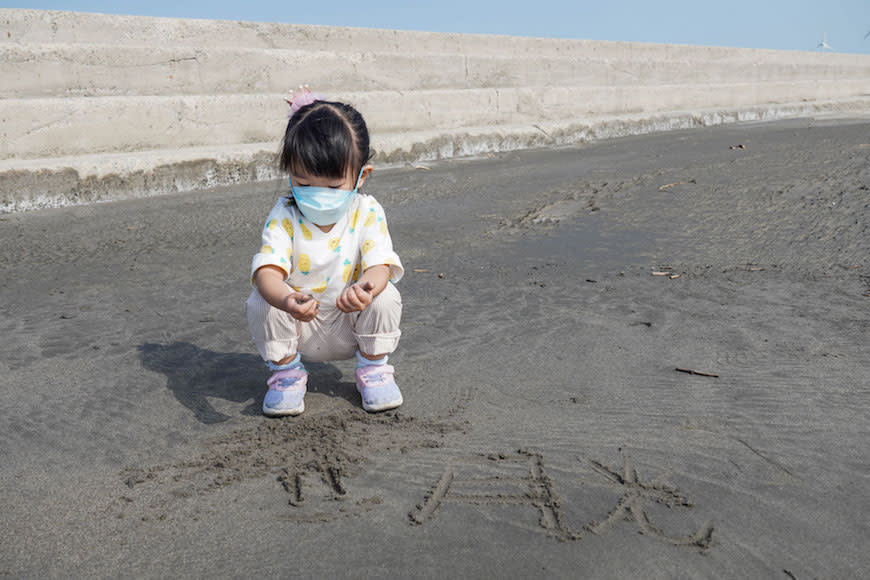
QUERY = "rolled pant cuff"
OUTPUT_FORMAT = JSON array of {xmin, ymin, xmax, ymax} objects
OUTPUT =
[
  {"xmin": 354, "ymin": 330, "xmax": 401, "ymax": 356},
  {"xmin": 261, "ymin": 338, "xmax": 298, "ymax": 363}
]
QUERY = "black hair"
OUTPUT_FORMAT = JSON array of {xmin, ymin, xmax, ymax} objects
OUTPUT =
[{"xmin": 279, "ymin": 100, "xmax": 372, "ymax": 180}]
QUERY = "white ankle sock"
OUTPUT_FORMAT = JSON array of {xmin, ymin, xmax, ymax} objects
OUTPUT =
[
  {"xmin": 356, "ymin": 350, "xmax": 387, "ymax": 368},
  {"xmin": 267, "ymin": 353, "xmax": 303, "ymax": 371}
]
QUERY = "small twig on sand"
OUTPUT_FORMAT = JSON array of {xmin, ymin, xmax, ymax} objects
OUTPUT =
[
  {"xmin": 675, "ymin": 367, "xmax": 719, "ymax": 378},
  {"xmin": 658, "ymin": 179, "xmax": 696, "ymax": 191}
]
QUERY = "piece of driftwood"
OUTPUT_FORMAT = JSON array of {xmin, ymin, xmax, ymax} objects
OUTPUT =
[{"xmin": 675, "ymin": 367, "xmax": 719, "ymax": 378}]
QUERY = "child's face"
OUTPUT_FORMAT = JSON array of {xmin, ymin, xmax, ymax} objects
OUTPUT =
[
  {"xmin": 290, "ymin": 170, "xmax": 353, "ymax": 190},
  {"xmin": 289, "ymin": 165, "xmax": 372, "ymax": 191}
]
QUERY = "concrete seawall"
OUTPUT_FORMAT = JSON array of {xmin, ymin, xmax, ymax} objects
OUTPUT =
[{"xmin": 2, "ymin": 9, "xmax": 869, "ymax": 212}]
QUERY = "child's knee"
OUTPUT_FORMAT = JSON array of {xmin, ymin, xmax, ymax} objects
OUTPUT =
[
  {"xmin": 370, "ymin": 282, "xmax": 402, "ymax": 313},
  {"xmin": 245, "ymin": 288, "xmax": 270, "ymax": 319}
]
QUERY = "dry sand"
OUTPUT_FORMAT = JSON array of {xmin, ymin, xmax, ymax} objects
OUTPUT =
[{"xmin": 1, "ymin": 118, "xmax": 869, "ymax": 578}]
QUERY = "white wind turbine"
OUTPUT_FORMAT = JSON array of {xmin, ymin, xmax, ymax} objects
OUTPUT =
[{"xmin": 816, "ymin": 31, "xmax": 833, "ymax": 50}]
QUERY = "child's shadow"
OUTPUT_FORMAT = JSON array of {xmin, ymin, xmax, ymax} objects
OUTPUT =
[{"xmin": 139, "ymin": 342, "xmax": 357, "ymax": 424}]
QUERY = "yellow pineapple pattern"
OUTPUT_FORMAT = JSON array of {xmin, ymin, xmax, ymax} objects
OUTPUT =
[
  {"xmin": 342, "ymin": 259, "xmax": 353, "ymax": 283},
  {"xmin": 311, "ymin": 278, "xmax": 329, "ymax": 294},
  {"xmin": 350, "ymin": 208, "xmax": 361, "ymax": 232},
  {"xmin": 282, "ymin": 218, "xmax": 294, "ymax": 238},
  {"xmin": 352, "ymin": 263, "xmax": 361, "ymax": 281},
  {"xmin": 266, "ymin": 219, "xmax": 278, "ymax": 230},
  {"xmin": 379, "ymin": 219, "xmax": 387, "ymax": 236},
  {"xmin": 299, "ymin": 219, "xmax": 313, "ymax": 240},
  {"xmin": 297, "ymin": 253, "xmax": 311, "ymax": 274},
  {"xmin": 328, "ymin": 237, "xmax": 341, "ymax": 252},
  {"xmin": 364, "ymin": 208, "xmax": 377, "ymax": 227},
  {"xmin": 260, "ymin": 245, "xmax": 274, "ymax": 254},
  {"xmin": 361, "ymin": 239, "xmax": 375, "ymax": 255}
]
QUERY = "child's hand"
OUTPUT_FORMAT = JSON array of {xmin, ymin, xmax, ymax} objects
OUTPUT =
[
  {"xmin": 285, "ymin": 292, "xmax": 319, "ymax": 322},
  {"xmin": 336, "ymin": 281, "xmax": 375, "ymax": 313}
]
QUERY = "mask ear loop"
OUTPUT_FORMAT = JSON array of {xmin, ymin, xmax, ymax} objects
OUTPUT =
[{"xmin": 352, "ymin": 167, "xmax": 366, "ymax": 193}]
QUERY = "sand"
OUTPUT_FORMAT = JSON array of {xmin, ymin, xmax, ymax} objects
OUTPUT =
[{"xmin": 1, "ymin": 118, "xmax": 868, "ymax": 578}]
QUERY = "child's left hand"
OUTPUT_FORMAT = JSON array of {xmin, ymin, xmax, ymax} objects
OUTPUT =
[{"xmin": 336, "ymin": 281, "xmax": 375, "ymax": 313}]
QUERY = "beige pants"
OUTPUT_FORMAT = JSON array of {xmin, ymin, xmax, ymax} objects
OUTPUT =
[{"xmin": 246, "ymin": 282, "xmax": 402, "ymax": 363}]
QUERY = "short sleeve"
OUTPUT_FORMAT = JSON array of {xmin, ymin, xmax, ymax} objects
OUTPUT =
[
  {"xmin": 250, "ymin": 201, "xmax": 295, "ymax": 284},
  {"xmin": 358, "ymin": 198, "xmax": 404, "ymax": 283}
]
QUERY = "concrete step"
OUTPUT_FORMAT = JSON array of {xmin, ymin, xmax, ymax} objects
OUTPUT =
[
  {"xmin": 4, "ymin": 82, "xmax": 870, "ymax": 160},
  {"xmin": 4, "ymin": 42, "xmax": 868, "ymax": 99},
  {"xmin": 0, "ymin": 8, "xmax": 636, "ymax": 55},
  {"xmin": 4, "ymin": 97, "xmax": 869, "ymax": 213},
  {"xmin": 6, "ymin": 7, "xmax": 869, "ymax": 67}
]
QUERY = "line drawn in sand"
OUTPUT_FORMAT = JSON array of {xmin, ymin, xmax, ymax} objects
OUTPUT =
[
  {"xmin": 582, "ymin": 452, "xmax": 714, "ymax": 547},
  {"xmin": 118, "ymin": 409, "xmax": 461, "ymax": 523},
  {"xmin": 410, "ymin": 449, "xmax": 714, "ymax": 548},
  {"xmin": 410, "ymin": 449, "xmax": 582, "ymax": 541},
  {"xmin": 275, "ymin": 457, "xmax": 384, "ymax": 523}
]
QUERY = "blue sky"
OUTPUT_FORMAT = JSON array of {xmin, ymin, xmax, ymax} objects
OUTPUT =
[{"xmin": 3, "ymin": 0, "xmax": 869, "ymax": 54}]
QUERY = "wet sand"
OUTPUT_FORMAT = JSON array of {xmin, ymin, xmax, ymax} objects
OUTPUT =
[{"xmin": 1, "ymin": 118, "xmax": 869, "ymax": 577}]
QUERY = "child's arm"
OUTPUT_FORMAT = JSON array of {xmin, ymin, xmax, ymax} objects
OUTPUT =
[
  {"xmin": 253, "ymin": 265, "xmax": 319, "ymax": 322},
  {"xmin": 335, "ymin": 264, "xmax": 390, "ymax": 313}
]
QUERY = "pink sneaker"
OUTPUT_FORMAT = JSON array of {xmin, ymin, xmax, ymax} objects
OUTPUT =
[
  {"xmin": 355, "ymin": 364, "xmax": 403, "ymax": 412},
  {"xmin": 263, "ymin": 367, "xmax": 307, "ymax": 416}
]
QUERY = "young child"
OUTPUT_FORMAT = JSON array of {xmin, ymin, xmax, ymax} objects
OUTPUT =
[{"xmin": 246, "ymin": 88, "xmax": 404, "ymax": 417}]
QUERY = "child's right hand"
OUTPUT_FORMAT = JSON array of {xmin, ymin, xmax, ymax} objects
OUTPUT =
[{"xmin": 284, "ymin": 292, "xmax": 319, "ymax": 322}]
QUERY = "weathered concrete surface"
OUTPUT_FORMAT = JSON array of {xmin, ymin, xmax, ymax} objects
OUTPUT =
[{"xmin": 2, "ymin": 8, "xmax": 869, "ymax": 211}]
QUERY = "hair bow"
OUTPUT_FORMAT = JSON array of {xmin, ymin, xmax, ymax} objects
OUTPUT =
[{"xmin": 284, "ymin": 85, "xmax": 323, "ymax": 117}]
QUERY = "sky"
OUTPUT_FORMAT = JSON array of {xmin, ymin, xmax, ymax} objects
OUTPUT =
[{"xmin": 2, "ymin": 0, "xmax": 869, "ymax": 54}]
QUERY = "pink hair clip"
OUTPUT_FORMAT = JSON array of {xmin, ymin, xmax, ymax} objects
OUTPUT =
[{"xmin": 284, "ymin": 84, "xmax": 323, "ymax": 117}]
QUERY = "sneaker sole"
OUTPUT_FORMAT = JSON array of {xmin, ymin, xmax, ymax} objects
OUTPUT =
[
  {"xmin": 263, "ymin": 400, "xmax": 305, "ymax": 417},
  {"xmin": 361, "ymin": 395, "xmax": 403, "ymax": 413}
]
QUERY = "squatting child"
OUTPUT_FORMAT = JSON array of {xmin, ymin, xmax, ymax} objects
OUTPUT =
[{"xmin": 246, "ymin": 88, "xmax": 404, "ymax": 417}]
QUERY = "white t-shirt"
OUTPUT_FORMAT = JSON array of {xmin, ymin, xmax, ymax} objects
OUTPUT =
[{"xmin": 251, "ymin": 193, "xmax": 403, "ymax": 310}]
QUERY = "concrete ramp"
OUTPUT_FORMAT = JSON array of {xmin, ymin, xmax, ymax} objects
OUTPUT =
[{"xmin": 2, "ymin": 9, "xmax": 869, "ymax": 211}]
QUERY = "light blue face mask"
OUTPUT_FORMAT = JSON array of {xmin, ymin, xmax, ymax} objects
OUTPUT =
[{"xmin": 290, "ymin": 168, "xmax": 364, "ymax": 226}]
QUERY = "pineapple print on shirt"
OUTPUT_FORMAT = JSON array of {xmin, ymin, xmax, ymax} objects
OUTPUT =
[
  {"xmin": 364, "ymin": 208, "xmax": 377, "ymax": 227},
  {"xmin": 297, "ymin": 253, "xmax": 311, "ymax": 275},
  {"xmin": 350, "ymin": 208, "xmax": 361, "ymax": 232},
  {"xmin": 251, "ymin": 193, "xmax": 403, "ymax": 306},
  {"xmin": 299, "ymin": 219, "xmax": 313, "ymax": 241}
]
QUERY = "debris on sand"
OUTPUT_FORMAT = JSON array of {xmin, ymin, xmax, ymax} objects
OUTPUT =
[
  {"xmin": 658, "ymin": 179, "xmax": 696, "ymax": 191},
  {"xmin": 675, "ymin": 368, "xmax": 720, "ymax": 378}
]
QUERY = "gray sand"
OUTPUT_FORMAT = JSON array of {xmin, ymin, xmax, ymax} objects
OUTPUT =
[{"xmin": 1, "ymin": 118, "xmax": 868, "ymax": 578}]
